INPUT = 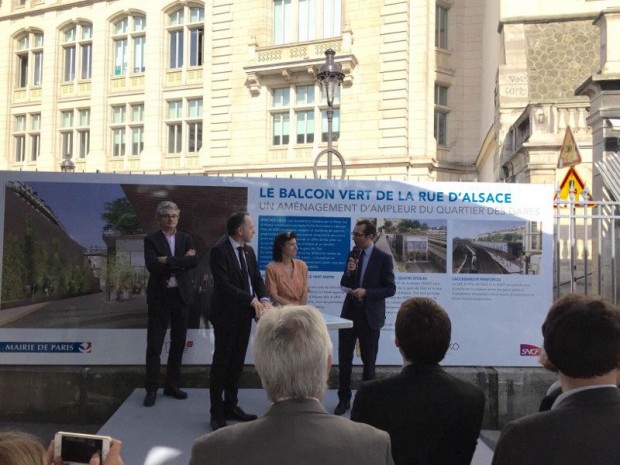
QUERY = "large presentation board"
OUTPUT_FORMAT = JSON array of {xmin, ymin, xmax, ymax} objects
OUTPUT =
[{"xmin": 0, "ymin": 172, "xmax": 553, "ymax": 366}]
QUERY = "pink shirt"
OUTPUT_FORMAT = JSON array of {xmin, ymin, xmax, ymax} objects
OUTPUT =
[{"xmin": 265, "ymin": 258, "xmax": 309, "ymax": 305}]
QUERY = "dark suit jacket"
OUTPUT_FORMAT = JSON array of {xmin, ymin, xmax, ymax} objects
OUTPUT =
[
  {"xmin": 144, "ymin": 230, "xmax": 197, "ymax": 306},
  {"xmin": 492, "ymin": 387, "xmax": 620, "ymax": 465},
  {"xmin": 351, "ymin": 363, "xmax": 485, "ymax": 465},
  {"xmin": 340, "ymin": 246, "xmax": 396, "ymax": 329},
  {"xmin": 190, "ymin": 398, "xmax": 394, "ymax": 465},
  {"xmin": 209, "ymin": 238, "xmax": 267, "ymax": 324}
]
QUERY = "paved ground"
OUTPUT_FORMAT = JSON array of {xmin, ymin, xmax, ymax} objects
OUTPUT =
[{"xmin": 0, "ymin": 292, "xmax": 147, "ymax": 329}]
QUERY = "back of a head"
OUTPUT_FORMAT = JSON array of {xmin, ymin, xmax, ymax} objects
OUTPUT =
[
  {"xmin": 543, "ymin": 294, "xmax": 620, "ymax": 378},
  {"xmin": 254, "ymin": 305, "xmax": 332, "ymax": 401},
  {"xmin": 395, "ymin": 297, "xmax": 451, "ymax": 364},
  {"xmin": 0, "ymin": 432, "xmax": 46, "ymax": 465}
]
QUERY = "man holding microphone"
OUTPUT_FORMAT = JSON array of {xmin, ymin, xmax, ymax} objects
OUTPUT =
[{"xmin": 335, "ymin": 219, "xmax": 396, "ymax": 415}]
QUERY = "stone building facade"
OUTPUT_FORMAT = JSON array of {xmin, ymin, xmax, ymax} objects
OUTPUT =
[
  {"xmin": 0, "ymin": 0, "xmax": 497, "ymax": 181},
  {"xmin": 3, "ymin": 0, "xmax": 620, "ymax": 187}
]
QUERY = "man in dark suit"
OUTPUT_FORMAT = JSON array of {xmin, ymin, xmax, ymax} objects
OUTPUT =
[
  {"xmin": 143, "ymin": 201, "xmax": 198, "ymax": 407},
  {"xmin": 190, "ymin": 305, "xmax": 394, "ymax": 465},
  {"xmin": 208, "ymin": 211, "xmax": 271, "ymax": 431},
  {"xmin": 351, "ymin": 297, "xmax": 485, "ymax": 465},
  {"xmin": 335, "ymin": 219, "xmax": 396, "ymax": 415},
  {"xmin": 492, "ymin": 294, "xmax": 620, "ymax": 465}
]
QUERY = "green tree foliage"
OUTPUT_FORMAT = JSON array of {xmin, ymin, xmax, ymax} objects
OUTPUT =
[
  {"xmin": 397, "ymin": 220, "xmax": 430, "ymax": 233},
  {"xmin": 397, "ymin": 220, "xmax": 421, "ymax": 232},
  {"xmin": 1, "ymin": 215, "xmax": 93, "ymax": 303},
  {"xmin": 101, "ymin": 198, "xmax": 142, "ymax": 235},
  {"xmin": 2, "ymin": 235, "xmax": 27, "ymax": 301}
]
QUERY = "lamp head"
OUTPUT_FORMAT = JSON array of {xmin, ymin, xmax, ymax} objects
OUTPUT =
[
  {"xmin": 60, "ymin": 154, "xmax": 75, "ymax": 172},
  {"xmin": 316, "ymin": 49, "xmax": 344, "ymax": 106}
]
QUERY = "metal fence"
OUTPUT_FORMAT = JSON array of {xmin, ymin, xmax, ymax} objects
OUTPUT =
[{"xmin": 554, "ymin": 198, "xmax": 620, "ymax": 303}]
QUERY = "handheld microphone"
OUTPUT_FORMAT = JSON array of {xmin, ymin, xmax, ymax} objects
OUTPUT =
[{"xmin": 347, "ymin": 247, "xmax": 361, "ymax": 276}]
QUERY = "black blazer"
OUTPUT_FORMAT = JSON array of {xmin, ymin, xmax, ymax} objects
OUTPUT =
[
  {"xmin": 209, "ymin": 238, "xmax": 267, "ymax": 324},
  {"xmin": 340, "ymin": 246, "xmax": 396, "ymax": 329},
  {"xmin": 492, "ymin": 387, "xmax": 620, "ymax": 465},
  {"xmin": 144, "ymin": 230, "xmax": 198, "ymax": 306},
  {"xmin": 351, "ymin": 363, "xmax": 485, "ymax": 465}
]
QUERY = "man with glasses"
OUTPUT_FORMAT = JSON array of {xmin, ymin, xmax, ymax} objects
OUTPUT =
[
  {"xmin": 143, "ymin": 201, "xmax": 198, "ymax": 407},
  {"xmin": 335, "ymin": 219, "xmax": 396, "ymax": 415}
]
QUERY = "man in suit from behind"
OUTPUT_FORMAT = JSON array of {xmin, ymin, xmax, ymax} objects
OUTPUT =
[
  {"xmin": 208, "ymin": 211, "xmax": 271, "ymax": 431},
  {"xmin": 190, "ymin": 305, "xmax": 395, "ymax": 465},
  {"xmin": 492, "ymin": 294, "xmax": 620, "ymax": 465},
  {"xmin": 143, "ymin": 201, "xmax": 198, "ymax": 407},
  {"xmin": 335, "ymin": 219, "xmax": 396, "ymax": 415},
  {"xmin": 351, "ymin": 297, "xmax": 485, "ymax": 465}
]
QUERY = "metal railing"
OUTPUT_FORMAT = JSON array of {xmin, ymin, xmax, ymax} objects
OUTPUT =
[{"xmin": 554, "ymin": 197, "xmax": 619, "ymax": 303}]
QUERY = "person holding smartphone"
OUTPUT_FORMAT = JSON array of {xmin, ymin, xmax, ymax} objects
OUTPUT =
[{"xmin": 0, "ymin": 431, "xmax": 124, "ymax": 465}]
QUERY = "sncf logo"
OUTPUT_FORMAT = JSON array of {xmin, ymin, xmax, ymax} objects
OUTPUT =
[{"xmin": 520, "ymin": 344, "xmax": 541, "ymax": 356}]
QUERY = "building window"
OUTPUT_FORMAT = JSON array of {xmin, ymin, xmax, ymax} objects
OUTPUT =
[
  {"xmin": 167, "ymin": 100, "xmax": 182, "ymax": 153},
  {"xmin": 60, "ymin": 110, "xmax": 74, "ymax": 159},
  {"xmin": 13, "ymin": 113, "xmax": 41, "ymax": 163},
  {"xmin": 30, "ymin": 113, "xmax": 41, "ymax": 161},
  {"xmin": 16, "ymin": 32, "xmax": 43, "ymax": 88},
  {"xmin": 435, "ymin": 4, "xmax": 449, "ymax": 49},
  {"xmin": 78, "ymin": 109, "xmax": 90, "ymax": 158},
  {"xmin": 167, "ymin": 6, "xmax": 204, "ymax": 69},
  {"xmin": 165, "ymin": 98, "xmax": 202, "ymax": 153},
  {"xmin": 434, "ymin": 84, "xmax": 449, "ymax": 145},
  {"xmin": 62, "ymin": 23, "xmax": 92, "ymax": 82},
  {"xmin": 110, "ymin": 103, "xmax": 144, "ymax": 157},
  {"xmin": 271, "ymin": 84, "xmax": 339, "ymax": 146},
  {"xmin": 60, "ymin": 108, "xmax": 90, "ymax": 159},
  {"xmin": 131, "ymin": 104, "xmax": 144, "ymax": 155},
  {"xmin": 14, "ymin": 115, "xmax": 26, "ymax": 162},
  {"xmin": 274, "ymin": 0, "xmax": 341, "ymax": 45},
  {"xmin": 112, "ymin": 15, "xmax": 146, "ymax": 76},
  {"xmin": 187, "ymin": 98, "xmax": 203, "ymax": 152}
]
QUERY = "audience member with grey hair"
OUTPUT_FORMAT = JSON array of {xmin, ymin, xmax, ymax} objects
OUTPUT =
[
  {"xmin": 253, "ymin": 302, "xmax": 332, "ymax": 401},
  {"xmin": 190, "ymin": 305, "xmax": 394, "ymax": 465}
]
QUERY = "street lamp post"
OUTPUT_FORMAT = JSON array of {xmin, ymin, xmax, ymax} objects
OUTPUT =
[
  {"xmin": 60, "ymin": 153, "xmax": 75, "ymax": 172},
  {"xmin": 314, "ymin": 49, "xmax": 346, "ymax": 179}
]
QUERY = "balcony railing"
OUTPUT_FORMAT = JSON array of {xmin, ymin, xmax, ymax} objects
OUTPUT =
[{"xmin": 502, "ymin": 101, "xmax": 590, "ymax": 158}]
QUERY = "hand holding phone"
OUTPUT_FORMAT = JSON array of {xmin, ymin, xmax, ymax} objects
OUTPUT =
[{"xmin": 54, "ymin": 432, "xmax": 111, "ymax": 465}]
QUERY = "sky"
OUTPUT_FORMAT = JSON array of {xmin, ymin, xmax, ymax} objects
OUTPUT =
[{"xmin": 26, "ymin": 182, "xmax": 127, "ymax": 248}]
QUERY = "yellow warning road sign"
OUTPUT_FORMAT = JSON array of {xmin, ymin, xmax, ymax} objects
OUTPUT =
[
  {"xmin": 554, "ymin": 166, "xmax": 594, "ymax": 207},
  {"xmin": 557, "ymin": 126, "xmax": 582, "ymax": 168}
]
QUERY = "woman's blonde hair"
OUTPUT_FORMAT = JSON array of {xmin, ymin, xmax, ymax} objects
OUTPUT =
[{"xmin": 0, "ymin": 431, "xmax": 46, "ymax": 465}]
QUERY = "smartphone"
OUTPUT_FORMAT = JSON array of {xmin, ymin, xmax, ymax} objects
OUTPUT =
[{"xmin": 54, "ymin": 432, "xmax": 111, "ymax": 465}]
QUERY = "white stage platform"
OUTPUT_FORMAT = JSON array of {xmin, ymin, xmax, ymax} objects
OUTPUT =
[{"xmin": 98, "ymin": 388, "xmax": 493, "ymax": 465}]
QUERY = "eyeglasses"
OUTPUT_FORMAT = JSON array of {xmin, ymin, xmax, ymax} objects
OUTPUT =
[
  {"xmin": 160, "ymin": 214, "xmax": 179, "ymax": 219},
  {"xmin": 351, "ymin": 232, "xmax": 367, "ymax": 238}
]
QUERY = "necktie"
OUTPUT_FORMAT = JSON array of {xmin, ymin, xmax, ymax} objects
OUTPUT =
[
  {"xmin": 357, "ymin": 250, "xmax": 365, "ymax": 288},
  {"xmin": 238, "ymin": 246, "xmax": 250, "ymax": 292}
]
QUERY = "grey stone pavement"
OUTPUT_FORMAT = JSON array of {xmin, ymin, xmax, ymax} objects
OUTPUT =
[{"xmin": 0, "ymin": 292, "xmax": 147, "ymax": 328}]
